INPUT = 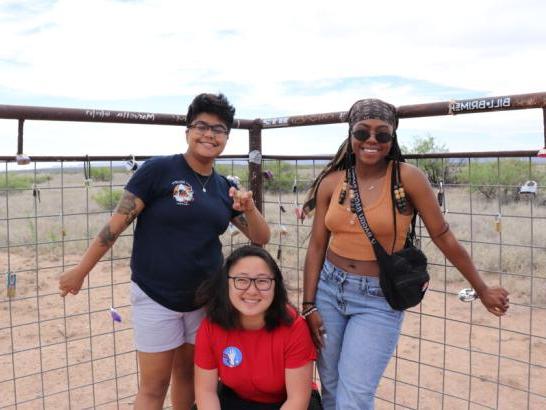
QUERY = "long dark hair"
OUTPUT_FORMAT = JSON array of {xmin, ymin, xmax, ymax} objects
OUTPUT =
[
  {"xmin": 302, "ymin": 100, "xmax": 405, "ymax": 215},
  {"xmin": 196, "ymin": 245, "xmax": 294, "ymax": 331}
]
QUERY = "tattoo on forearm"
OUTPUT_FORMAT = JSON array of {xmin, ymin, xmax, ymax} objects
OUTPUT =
[
  {"xmin": 237, "ymin": 215, "xmax": 249, "ymax": 228},
  {"xmin": 98, "ymin": 224, "xmax": 118, "ymax": 247},
  {"xmin": 115, "ymin": 191, "xmax": 138, "ymax": 225}
]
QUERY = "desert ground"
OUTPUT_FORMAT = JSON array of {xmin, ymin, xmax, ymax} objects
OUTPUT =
[{"xmin": 1, "ymin": 163, "xmax": 545, "ymax": 409}]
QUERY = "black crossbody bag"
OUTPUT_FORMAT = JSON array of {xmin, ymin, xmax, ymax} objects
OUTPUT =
[{"xmin": 348, "ymin": 166, "xmax": 429, "ymax": 311}]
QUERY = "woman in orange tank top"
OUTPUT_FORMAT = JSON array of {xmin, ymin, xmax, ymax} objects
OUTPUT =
[{"xmin": 301, "ymin": 98, "xmax": 510, "ymax": 410}]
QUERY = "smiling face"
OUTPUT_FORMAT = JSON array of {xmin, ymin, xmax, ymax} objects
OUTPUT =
[
  {"xmin": 350, "ymin": 118, "xmax": 393, "ymax": 166},
  {"xmin": 227, "ymin": 255, "xmax": 275, "ymax": 330},
  {"xmin": 185, "ymin": 112, "xmax": 229, "ymax": 160}
]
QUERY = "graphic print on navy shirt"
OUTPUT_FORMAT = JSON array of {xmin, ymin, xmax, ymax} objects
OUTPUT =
[{"xmin": 171, "ymin": 180, "xmax": 194, "ymax": 205}]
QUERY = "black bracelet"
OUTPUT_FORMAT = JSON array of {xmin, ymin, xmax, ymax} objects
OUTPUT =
[{"xmin": 302, "ymin": 301, "xmax": 315, "ymax": 306}]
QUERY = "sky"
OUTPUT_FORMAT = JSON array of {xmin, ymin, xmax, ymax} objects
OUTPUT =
[{"xmin": 0, "ymin": 0, "xmax": 545, "ymax": 161}]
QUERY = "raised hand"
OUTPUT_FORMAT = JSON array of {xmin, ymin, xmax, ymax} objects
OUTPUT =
[{"xmin": 229, "ymin": 186, "xmax": 256, "ymax": 213}]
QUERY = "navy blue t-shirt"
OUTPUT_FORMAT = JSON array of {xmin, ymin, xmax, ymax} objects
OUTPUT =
[{"xmin": 125, "ymin": 154, "xmax": 241, "ymax": 312}]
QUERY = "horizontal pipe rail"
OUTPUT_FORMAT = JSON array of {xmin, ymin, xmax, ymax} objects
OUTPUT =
[
  {"xmin": 260, "ymin": 92, "xmax": 546, "ymax": 128},
  {"xmin": 0, "ymin": 104, "xmax": 255, "ymax": 128},
  {"xmin": 0, "ymin": 150, "xmax": 541, "ymax": 162},
  {"xmin": 1, "ymin": 92, "xmax": 544, "ymax": 129}
]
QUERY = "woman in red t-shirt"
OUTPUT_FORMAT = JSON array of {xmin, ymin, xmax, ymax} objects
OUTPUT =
[{"xmin": 194, "ymin": 245, "xmax": 318, "ymax": 410}]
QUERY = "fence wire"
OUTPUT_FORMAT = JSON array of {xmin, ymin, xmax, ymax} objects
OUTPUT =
[{"xmin": 1, "ymin": 154, "xmax": 545, "ymax": 409}]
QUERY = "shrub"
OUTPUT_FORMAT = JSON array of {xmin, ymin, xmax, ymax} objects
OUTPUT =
[
  {"xmin": 455, "ymin": 159, "xmax": 546, "ymax": 203},
  {"xmin": 0, "ymin": 174, "xmax": 51, "ymax": 191},
  {"xmin": 215, "ymin": 164, "xmax": 249, "ymax": 186},
  {"xmin": 263, "ymin": 161, "xmax": 302, "ymax": 192},
  {"xmin": 216, "ymin": 162, "xmax": 313, "ymax": 193},
  {"xmin": 93, "ymin": 188, "xmax": 123, "ymax": 210},
  {"xmin": 90, "ymin": 167, "xmax": 112, "ymax": 182},
  {"xmin": 402, "ymin": 135, "xmax": 455, "ymax": 184}
]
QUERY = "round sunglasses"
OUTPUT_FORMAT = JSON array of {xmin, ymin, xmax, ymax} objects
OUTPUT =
[{"xmin": 351, "ymin": 129, "xmax": 393, "ymax": 143}]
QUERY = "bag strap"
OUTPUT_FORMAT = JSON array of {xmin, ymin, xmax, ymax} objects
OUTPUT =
[{"xmin": 347, "ymin": 166, "xmax": 389, "ymax": 259}]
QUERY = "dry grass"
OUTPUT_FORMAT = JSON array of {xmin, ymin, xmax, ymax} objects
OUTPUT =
[{"xmin": 1, "ymin": 162, "xmax": 546, "ymax": 408}]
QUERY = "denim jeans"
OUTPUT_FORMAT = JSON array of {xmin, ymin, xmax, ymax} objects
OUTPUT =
[{"xmin": 316, "ymin": 259, "xmax": 404, "ymax": 410}]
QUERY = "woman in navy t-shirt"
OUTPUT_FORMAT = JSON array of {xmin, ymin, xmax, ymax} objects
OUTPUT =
[{"xmin": 59, "ymin": 94, "xmax": 271, "ymax": 409}]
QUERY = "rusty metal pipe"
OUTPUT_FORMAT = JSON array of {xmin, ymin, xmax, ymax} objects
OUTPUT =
[
  {"xmin": 248, "ymin": 120, "xmax": 263, "ymax": 213},
  {"xmin": 0, "ymin": 105, "xmax": 255, "ymax": 129},
  {"xmin": 0, "ymin": 150, "xmax": 540, "ymax": 163},
  {"xmin": 543, "ymin": 107, "xmax": 546, "ymax": 147},
  {"xmin": 17, "ymin": 119, "xmax": 24, "ymax": 155},
  {"xmin": 260, "ymin": 92, "xmax": 546, "ymax": 128}
]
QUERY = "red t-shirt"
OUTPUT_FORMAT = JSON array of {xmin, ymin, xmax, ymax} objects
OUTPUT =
[{"xmin": 194, "ymin": 312, "xmax": 316, "ymax": 404}]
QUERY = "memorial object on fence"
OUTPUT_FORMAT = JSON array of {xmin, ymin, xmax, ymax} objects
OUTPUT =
[
  {"xmin": 83, "ymin": 156, "xmax": 92, "ymax": 186},
  {"xmin": 32, "ymin": 184, "xmax": 41, "ymax": 202},
  {"xmin": 458, "ymin": 288, "xmax": 478, "ymax": 302},
  {"xmin": 16, "ymin": 154, "xmax": 31, "ymax": 165},
  {"xmin": 437, "ymin": 181, "xmax": 444, "ymax": 207},
  {"xmin": 59, "ymin": 212, "xmax": 66, "ymax": 237},
  {"xmin": 278, "ymin": 196, "xmax": 286, "ymax": 213},
  {"xmin": 494, "ymin": 213, "xmax": 502, "ymax": 233},
  {"xmin": 537, "ymin": 147, "xmax": 546, "ymax": 158},
  {"xmin": 125, "ymin": 155, "xmax": 138, "ymax": 172},
  {"xmin": 109, "ymin": 307, "xmax": 122, "ymax": 322},
  {"xmin": 248, "ymin": 150, "xmax": 262, "ymax": 165},
  {"xmin": 263, "ymin": 170, "xmax": 273, "ymax": 179},
  {"xmin": 6, "ymin": 272, "xmax": 16, "ymax": 298},
  {"xmin": 519, "ymin": 180, "xmax": 538, "ymax": 197},
  {"xmin": 280, "ymin": 225, "xmax": 288, "ymax": 236},
  {"xmin": 226, "ymin": 175, "xmax": 241, "ymax": 189},
  {"xmin": 294, "ymin": 206, "xmax": 305, "ymax": 223},
  {"xmin": 228, "ymin": 223, "xmax": 240, "ymax": 237}
]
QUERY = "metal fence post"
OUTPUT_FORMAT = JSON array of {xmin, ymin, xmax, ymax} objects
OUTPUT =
[{"xmin": 248, "ymin": 118, "xmax": 263, "ymax": 213}]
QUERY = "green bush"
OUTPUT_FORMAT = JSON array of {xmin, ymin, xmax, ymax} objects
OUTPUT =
[
  {"xmin": 402, "ymin": 135, "xmax": 454, "ymax": 184},
  {"xmin": 0, "ymin": 174, "xmax": 51, "ymax": 190},
  {"xmin": 93, "ymin": 188, "xmax": 123, "ymax": 210},
  {"xmin": 263, "ymin": 161, "xmax": 301, "ymax": 192},
  {"xmin": 216, "ymin": 162, "xmax": 313, "ymax": 193},
  {"xmin": 215, "ymin": 164, "xmax": 249, "ymax": 186},
  {"xmin": 455, "ymin": 159, "xmax": 546, "ymax": 202},
  {"xmin": 90, "ymin": 167, "xmax": 112, "ymax": 182}
]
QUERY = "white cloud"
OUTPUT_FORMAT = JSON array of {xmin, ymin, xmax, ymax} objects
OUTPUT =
[{"xmin": 0, "ymin": 0, "xmax": 545, "ymax": 156}]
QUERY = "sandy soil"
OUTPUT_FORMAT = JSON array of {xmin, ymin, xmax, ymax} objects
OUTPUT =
[{"xmin": 1, "ymin": 252, "xmax": 545, "ymax": 409}]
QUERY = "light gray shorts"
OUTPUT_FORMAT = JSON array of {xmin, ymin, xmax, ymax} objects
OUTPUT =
[{"xmin": 131, "ymin": 281, "xmax": 205, "ymax": 353}]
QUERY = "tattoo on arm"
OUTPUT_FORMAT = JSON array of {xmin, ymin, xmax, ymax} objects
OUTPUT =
[
  {"xmin": 115, "ymin": 191, "xmax": 138, "ymax": 225},
  {"xmin": 98, "ymin": 223, "xmax": 118, "ymax": 247},
  {"xmin": 237, "ymin": 215, "xmax": 249, "ymax": 229}
]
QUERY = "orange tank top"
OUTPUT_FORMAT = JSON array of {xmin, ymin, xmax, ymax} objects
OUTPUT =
[{"xmin": 324, "ymin": 161, "xmax": 413, "ymax": 261}]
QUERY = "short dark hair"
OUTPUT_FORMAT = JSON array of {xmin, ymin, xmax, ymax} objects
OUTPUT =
[
  {"xmin": 185, "ymin": 93, "xmax": 236, "ymax": 131},
  {"xmin": 196, "ymin": 245, "xmax": 294, "ymax": 331}
]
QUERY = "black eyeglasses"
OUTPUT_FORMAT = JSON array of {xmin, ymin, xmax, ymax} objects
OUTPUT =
[
  {"xmin": 228, "ymin": 276, "xmax": 275, "ymax": 291},
  {"xmin": 188, "ymin": 121, "xmax": 228, "ymax": 137},
  {"xmin": 352, "ymin": 129, "xmax": 393, "ymax": 143}
]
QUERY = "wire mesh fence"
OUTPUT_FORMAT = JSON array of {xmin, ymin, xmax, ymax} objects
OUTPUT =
[{"xmin": 1, "ymin": 153, "xmax": 545, "ymax": 409}]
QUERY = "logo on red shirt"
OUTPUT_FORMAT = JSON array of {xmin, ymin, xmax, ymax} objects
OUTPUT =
[{"xmin": 222, "ymin": 346, "xmax": 242, "ymax": 367}]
